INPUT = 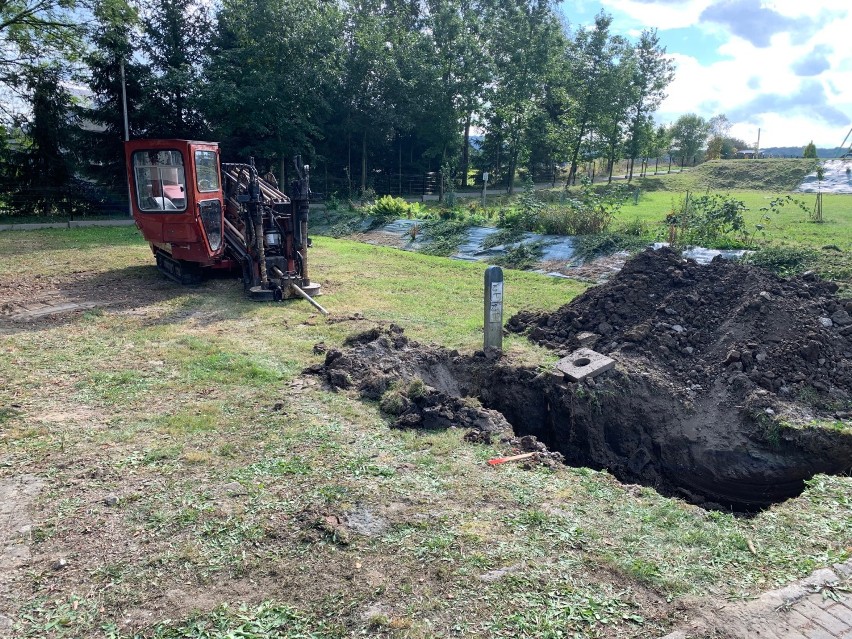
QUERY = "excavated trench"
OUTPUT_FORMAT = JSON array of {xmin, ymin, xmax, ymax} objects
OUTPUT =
[
  {"xmin": 311, "ymin": 330, "xmax": 852, "ymax": 513},
  {"xmin": 476, "ymin": 364, "xmax": 852, "ymax": 511}
]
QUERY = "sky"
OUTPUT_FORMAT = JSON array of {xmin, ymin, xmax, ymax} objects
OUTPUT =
[{"xmin": 559, "ymin": 0, "xmax": 852, "ymax": 149}]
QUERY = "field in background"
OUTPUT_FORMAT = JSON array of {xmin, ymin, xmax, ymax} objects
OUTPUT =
[{"xmin": 635, "ymin": 158, "xmax": 819, "ymax": 192}]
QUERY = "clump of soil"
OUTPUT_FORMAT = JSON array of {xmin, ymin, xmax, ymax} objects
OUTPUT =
[
  {"xmin": 306, "ymin": 252, "xmax": 852, "ymax": 511},
  {"xmin": 307, "ymin": 328, "xmax": 565, "ymax": 468},
  {"xmin": 308, "ymin": 325, "xmax": 512, "ymax": 436}
]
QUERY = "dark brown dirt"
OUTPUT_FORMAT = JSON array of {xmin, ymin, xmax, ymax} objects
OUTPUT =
[
  {"xmin": 308, "ymin": 250, "xmax": 852, "ymax": 511},
  {"xmin": 509, "ymin": 246, "xmax": 852, "ymax": 407}
]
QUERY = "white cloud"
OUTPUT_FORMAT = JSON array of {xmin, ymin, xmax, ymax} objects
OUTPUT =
[
  {"xmin": 630, "ymin": 1, "xmax": 852, "ymax": 146},
  {"xmin": 597, "ymin": 0, "xmax": 712, "ymax": 30}
]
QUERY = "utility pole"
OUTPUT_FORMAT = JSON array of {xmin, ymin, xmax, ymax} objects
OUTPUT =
[
  {"xmin": 120, "ymin": 60, "xmax": 129, "ymax": 143},
  {"xmin": 121, "ymin": 60, "xmax": 132, "ymax": 218}
]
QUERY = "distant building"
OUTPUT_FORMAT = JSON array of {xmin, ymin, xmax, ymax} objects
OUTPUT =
[{"xmin": 734, "ymin": 150, "xmax": 764, "ymax": 159}]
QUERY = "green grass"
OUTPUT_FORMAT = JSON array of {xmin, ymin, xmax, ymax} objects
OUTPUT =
[
  {"xmin": 636, "ymin": 158, "xmax": 819, "ymax": 192},
  {"xmin": 617, "ymin": 190, "xmax": 852, "ymax": 248},
  {"xmin": 1, "ymin": 225, "xmax": 850, "ymax": 638}
]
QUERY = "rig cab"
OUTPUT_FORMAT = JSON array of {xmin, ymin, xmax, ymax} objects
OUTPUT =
[{"xmin": 125, "ymin": 139, "xmax": 320, "ymax": 301}]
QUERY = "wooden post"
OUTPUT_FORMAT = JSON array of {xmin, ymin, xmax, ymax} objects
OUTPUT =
[{"xmin": 484, "ymin": 266, "xmax": 504, "ymax": 351}]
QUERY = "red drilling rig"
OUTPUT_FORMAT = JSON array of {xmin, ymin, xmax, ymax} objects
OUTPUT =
[{"xmin": 124, "ymin": 139, "xmax": 323, "ymax": 307}]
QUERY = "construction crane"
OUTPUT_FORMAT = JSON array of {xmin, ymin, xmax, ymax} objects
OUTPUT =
[{"xmin": 124, "ymin": 139, "xmax": 325, "ymax": 311}]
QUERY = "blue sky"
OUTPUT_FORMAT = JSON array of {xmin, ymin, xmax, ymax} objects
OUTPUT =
[{"xmin": 559, "ymin": 0, "xmax": 852, "ymax": 148}]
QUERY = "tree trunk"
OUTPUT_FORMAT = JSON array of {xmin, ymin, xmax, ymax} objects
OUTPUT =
[
  {"xmin": 361, "ymin": 129, "xmax": 367, "ymax": 193},
  {"xmin": 567, "ymin": 118, "xmax": 588, "ymax": 187},
  {"xmin": 439, "ymin": 145, "xmax": 446, "ymax": 203},
  {"xmin": 461, "ymin": 113, "xmax": 471, "ymax": 187},
  {"xmin": 347, "ymin": 132, "xmax": 352, "ymax": 197}
]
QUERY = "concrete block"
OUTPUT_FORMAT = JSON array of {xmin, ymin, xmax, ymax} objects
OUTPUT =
[{"xmin": 555, "ymin": 348, "xmax": 615, "ymax": 382}]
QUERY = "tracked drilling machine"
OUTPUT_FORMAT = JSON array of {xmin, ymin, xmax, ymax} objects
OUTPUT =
[{"xmin": 124, "ymin": 139, "xmax": 323, "ymax": 308}]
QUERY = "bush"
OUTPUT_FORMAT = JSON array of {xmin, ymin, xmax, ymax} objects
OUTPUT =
[
  {"xmin": 618, "ymin": 217, "xmax": 651, "ymax": 237},
  {"xmin": 498, "ymin": 180, "xmax": 629, "ymax": 236},
  {"xmin": 668, "ymin": 192, "xmax": 749, "ymax": 248},
  {"xmin": 369, "ymin": 195, "xmax": 411, "ymax": 220}
]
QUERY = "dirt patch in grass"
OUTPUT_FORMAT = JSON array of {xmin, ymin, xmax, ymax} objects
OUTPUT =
[
  {"xmin": 312, "ymin": 250, "xmax": 852, "ymax": 511},
  {"xmin": 0, "ymin": 475, "xmax": 45, "ymax": 629},
  {"xmin": 0, "ymin": 265, "xmax": 186, "ymax": 328}
]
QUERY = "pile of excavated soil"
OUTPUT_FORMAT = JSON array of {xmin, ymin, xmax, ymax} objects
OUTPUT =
[
  {"xmin": 509, "ymin": 247, "xmax": 852, "ymax": 411},
  {"xmin": 306, "ymin": 324, "xmax": 512, "ymax": 434},
  {"xmin": 305, "ymin": 327, "xmax": 564, "ymax": 466}
]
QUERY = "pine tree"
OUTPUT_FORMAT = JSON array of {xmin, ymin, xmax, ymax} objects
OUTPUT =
[{"xmin": 79, "ymin": 0, "xmax": 147, "ymax": 197}]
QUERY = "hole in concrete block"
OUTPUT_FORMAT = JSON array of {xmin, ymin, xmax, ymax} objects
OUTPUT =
[{"xmin": 573, "ymin": 357, "xmax": 591, "ymax": 367}]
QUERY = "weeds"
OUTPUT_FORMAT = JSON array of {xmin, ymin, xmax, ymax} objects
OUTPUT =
[
  {"xmin": 575, "ymin": 232, "xmax": 652, "ymax": 261},
  {"xmin": 368, "ymin": 195, "xmax": 413, "ymax": 221},
  {"xmin": 419, "ymin": 218, "xmax": 470, "ymax": 256},
  {"xmin": 493, "ymin": 242, "xmax": 544, "ymax": 270},
  {"xmin": 0, "ymin": 406, "xmax": 21, "ymax": 424},
  {"xmin": 668, "ymin": 192, "xmax": 749, "ymax": 248},
  {"xmin": 485, "ymin": 579, "xmax": 645, "ymax": 637},
  {"xmin": 129, "ymin": 601, "xmax": 331, "ymax": 638},
  {"xmin": 743, "ymin": 246, "xmax": 818, "ymax": 276},
  {"xmin": 499, "ymin": 178, "xmax": 629, "ymax": 236},
  {"xmin": 482, "ymin": 226, "xmax": 526, "ymax": 250}
]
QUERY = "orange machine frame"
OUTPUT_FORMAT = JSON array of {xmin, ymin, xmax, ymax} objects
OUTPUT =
[{"xmin": 125, "ymin": 139, "xmax": 232, "ymax": 268}]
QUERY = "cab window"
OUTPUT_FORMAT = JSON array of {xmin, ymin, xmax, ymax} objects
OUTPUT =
[
  {"xmin": 133, "ymin": 150, "xmax": 187, "ymax": 212},
  {"xmin": 195, "ymin": 150, "xmax": 220, "ymax": 192}
]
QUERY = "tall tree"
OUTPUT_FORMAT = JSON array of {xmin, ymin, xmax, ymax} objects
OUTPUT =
[
  {"xmin": 670, "ymin": 113, "xmax": 708, "ymax": 166},
  {"xmin": 625, "ymin": 29, "xmax": 674, "ymax": 181},
  {"xmin": 0, "ymin": 0, "xmax": 81, "ymax": 105},
  {"xmin": 78, "ymin": 0, "xmax": 146, "ymax": 195},
  {"xmin": 203, "ymin": 0, "xmax": 343, "ymax": 177},
  {"xmin": 705, "ymin": 113, "xmax": 731, "ymax": 160},
  {"xmin": 8, "ymin": 64, "xmax": 78, "ymax": 215},
  {"xmin": 595, "ymin": 41, "xmax": 634, "ymax": 184},
  {"xmin": 558, "ymin": 11, "xmax": 622, "ymax": 186},
  {"xmin": 483, "ymin": 0, "xmax": 563, "ymax": 193},
  {"xmin": 423, "ymin": 0, "xmax": 490, "ymax": 187},
  {"xmin": 140, "ymin": 0, "xmax": 211, "ymax": 138},
  {"xmin": 803, "ymin": 140, "xmax": 817, "ymax": 159}
]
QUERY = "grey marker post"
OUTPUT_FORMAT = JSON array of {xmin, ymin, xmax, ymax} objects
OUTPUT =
[{"xmin": 484, "ymin": 265, "xmax": 504, "ymax": 350}]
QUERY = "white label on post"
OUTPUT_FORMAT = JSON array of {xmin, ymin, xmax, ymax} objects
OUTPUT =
[{"xmin": 489, "ymin": 281, "xmax": 503, "ymax": 322}]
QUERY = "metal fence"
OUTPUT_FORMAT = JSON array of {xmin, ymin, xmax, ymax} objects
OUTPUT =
[{"xmin": 0, "ymin": 184, "xmax": 130, "ymax": 219}]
